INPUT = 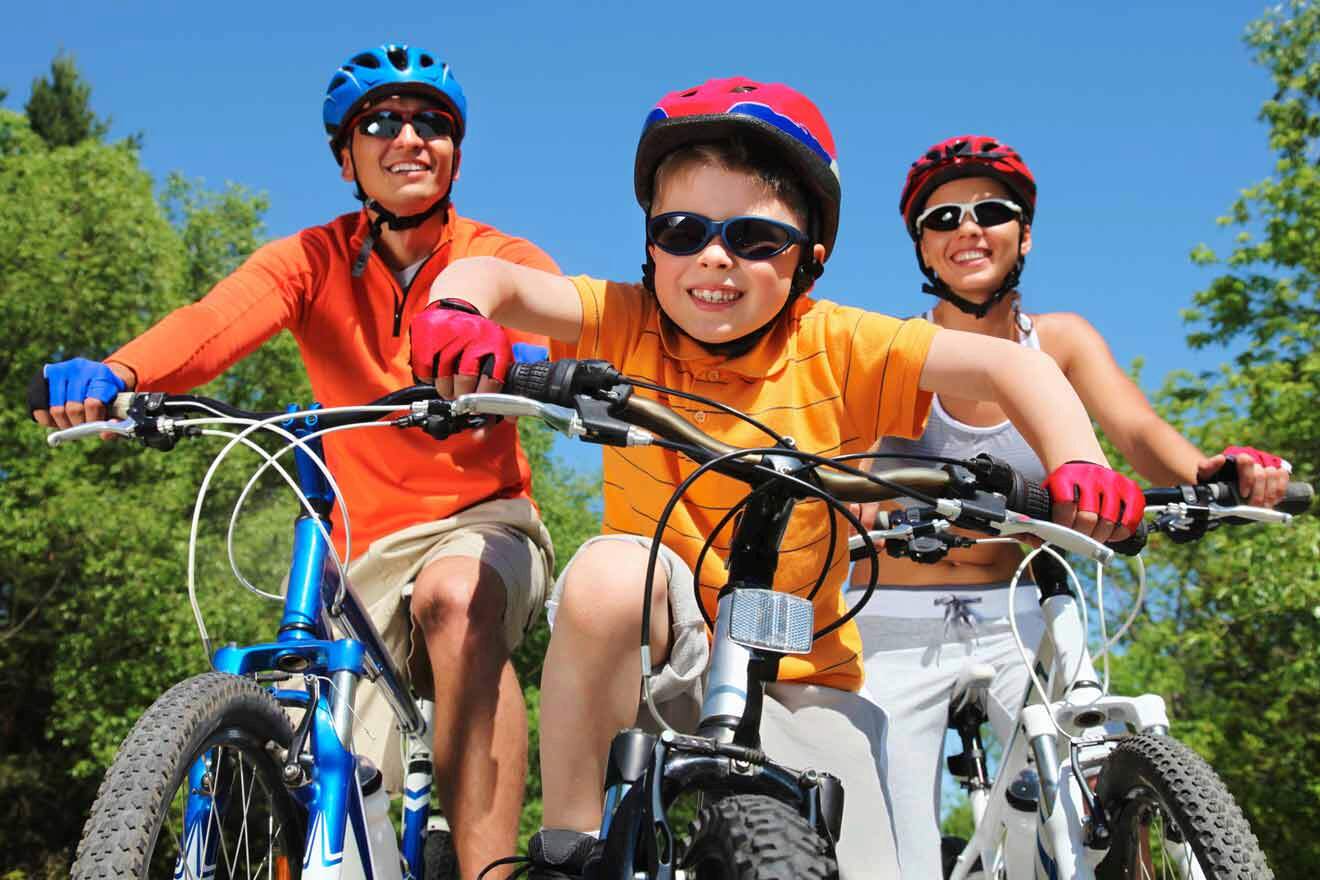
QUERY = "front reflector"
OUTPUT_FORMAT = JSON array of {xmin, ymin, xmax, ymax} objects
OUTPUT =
[{"xmin": 728, "ymin": 589, "xmax": 814, "ymax": 655}]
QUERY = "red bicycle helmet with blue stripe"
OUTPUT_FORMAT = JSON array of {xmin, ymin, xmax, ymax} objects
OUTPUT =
[
  {"xmin": 635, "ymin": 77, "xmax": 842, "ymax": 260},
  {"xmin": 323, "ymin": 43, "xmax": 467, "ymax": 162}
]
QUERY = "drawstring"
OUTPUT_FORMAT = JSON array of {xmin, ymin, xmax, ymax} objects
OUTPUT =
[{"xmin": 935, "ymin": 594, "xmax": 983, "ymax": 644}]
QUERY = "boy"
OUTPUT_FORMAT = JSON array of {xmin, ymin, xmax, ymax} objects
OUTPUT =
[
  {"xmin": 32, "ymin": 44, "xmax": 555, "ymax": 878},
  {"xmin": 410, "ymin": 77, "xmax": 1143, "ymax": 878}
]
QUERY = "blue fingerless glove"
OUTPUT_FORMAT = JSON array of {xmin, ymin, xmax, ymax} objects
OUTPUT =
[{"xmin": 33, "ymin": 358, "xmax": 127, "ymax": 412}]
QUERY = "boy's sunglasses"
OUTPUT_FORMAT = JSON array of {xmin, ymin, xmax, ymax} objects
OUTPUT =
[
  {"xmin": 355, "ymin": 109, "xmax": 456, "ymax": 142},
  {"xmin": 646, "ymin": 212, "xmax": 805, "ymax": 260},
  {"xmin": 916, "ymin": 198, "xmax": 1022, "ymax": 233}
]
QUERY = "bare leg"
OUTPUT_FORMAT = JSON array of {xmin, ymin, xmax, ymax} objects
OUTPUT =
[
  {"xmin": 540, "ymin": 541, "xmax": 673, "ymax": 831},
  {"xmin": 412, "ymin": 555, "xmax": 526, "ymax": 880}
]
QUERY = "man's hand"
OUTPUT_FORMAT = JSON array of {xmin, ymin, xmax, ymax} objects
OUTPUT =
[
  {"xmin": 1197, "ymin": 446, "xmax": 1291, "ymax": 508},
  {"xmin": 409, "ymin": 298, "xmax": 512, "ymax": 398},
  {"xmin": 29, "ymin": 358, "xmax": 133, "ymax": 429},
  {"xmin": 1043, "ymin": 461, "xmax": 1145, "ymax": 544}
]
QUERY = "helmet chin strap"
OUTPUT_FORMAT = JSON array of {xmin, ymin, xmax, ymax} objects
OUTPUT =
[
  {"xmin": 914, "ymin": 232, "xmax": 1027, "ymax": 320},
  {"xmin": 348, "ymin": 146, "xmax": 453, "ymax": 277}
]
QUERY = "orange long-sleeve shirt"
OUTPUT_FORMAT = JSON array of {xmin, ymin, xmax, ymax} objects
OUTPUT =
[{"xmin": 111, "ymin": 206, "xmax": 557, "ymax": 555}]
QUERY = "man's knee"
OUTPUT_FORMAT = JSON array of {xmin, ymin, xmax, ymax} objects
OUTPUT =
[{"xmin": 410, "ymin": 556, "xmax": 506, "ymax": 642}]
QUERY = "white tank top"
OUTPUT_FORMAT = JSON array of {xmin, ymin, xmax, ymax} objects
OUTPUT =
[{"xmin": 871, "ymin": 311, "xmax": 1048, "ymax": 485}]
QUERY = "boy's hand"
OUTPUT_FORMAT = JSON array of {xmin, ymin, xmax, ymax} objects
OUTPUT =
[
  {"xmin": 1043, "ymin": 462, "xmax": 1145, "ymax": 544},
  {"xmin": 29, "ymin": 358, "xmax": 131, "ymax": 430},
  {"xmin": 1197, "ymin": 446, "xmax": 1291, "ymax": 509},
  {"xmin": 409, "ymin": 298, "xmax": 512, "ymax": 398}
]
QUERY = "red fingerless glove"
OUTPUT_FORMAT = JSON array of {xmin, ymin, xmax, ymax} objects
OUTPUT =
[
  {"xmin": 1043, "ymin": 461, "xmax": 1145, "ymax": 532},
  {"xmin": 409, "ymin": 298, "xmax": 512, "ymax": 384},
  {"xmin": 1222, "ymin": 445, "xmax": 1289, "ymax": 471}
]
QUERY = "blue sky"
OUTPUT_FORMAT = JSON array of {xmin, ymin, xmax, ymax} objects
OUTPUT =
[{"xmin": 6, "ymin": 1, "xmax": 1275, "ymax": 396}]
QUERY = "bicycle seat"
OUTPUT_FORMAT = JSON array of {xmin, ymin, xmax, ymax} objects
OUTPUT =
[{"xmin": 949, "ymin": 662, "xmax": 996, "ymax": 722}]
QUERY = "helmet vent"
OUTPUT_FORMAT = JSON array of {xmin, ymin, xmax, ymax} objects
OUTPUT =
[
  {"xmin": 680, "ymin": 89, "xmax": 698, "ymax": 97},
  {"xmin": 387, "ymin": 46, "xmax": 410, "ymax": 71},
  {"xmin": 981, "ymin": 142, "xmax": 999, "ymax": 152},
  {"xmin": 329, "ymin": 73, "xmax": 349, "ymax": 91},
  {"xmin": 731, "ymin": 85, "xmax": 757, "ymax": 93},
  {"xmin": 352, "ymin": 53, "xmax": 381, "ymax": 68},
  {"xmin": 420, "ymin": 53, "xmax": 435, "ymax": 66}
]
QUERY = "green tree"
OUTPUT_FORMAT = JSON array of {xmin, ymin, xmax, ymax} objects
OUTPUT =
[
  {"xmin": 1105, "ymin": 2, "xmax": 1320, "ymax": 874},
  {"xmin": 24, "ymin": 53, "xmax": 110, "ymax": 148}
]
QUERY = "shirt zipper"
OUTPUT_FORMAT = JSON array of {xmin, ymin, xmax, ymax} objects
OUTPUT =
[{"xmin": 389, "ymin": 250, "xmax": 440, "ymax": 337}]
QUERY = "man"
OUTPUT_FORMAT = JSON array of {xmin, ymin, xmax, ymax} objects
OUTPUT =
[{"xmin": 31, "ymin": 43, "xmax": 555, "ymax": 878}]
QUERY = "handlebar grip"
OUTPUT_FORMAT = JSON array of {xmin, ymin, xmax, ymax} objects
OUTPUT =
[
  {"xmin": 1009, "ymin": 478, "xmax": 1052, "ymax": 522},
  {"xmin": 1105, "ymin": 522, "xmax": 1148, "ymax": 557},
  {"xmin": 111, "ymin": 392, "xmax": 136, "ymax": 419},
  {"xmin": 1279, "ymin": 481, "xmax": 1314, "ymax": 516},
  {"xmin": 505, "ymin": 360, "xmax": 554, "ymax": 402}
]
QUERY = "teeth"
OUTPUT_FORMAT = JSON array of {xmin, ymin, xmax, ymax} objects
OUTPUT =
[
  {"xmin": 690, "ymin": 288, "xmax": 741, "ymax": 303},
  {"xmin": 389, "ymin": 163, "xmax": 427, "ymax": 173},
  {"xmin": 953, "ymin": 250, "xmax": 989, "ymax": 264}
]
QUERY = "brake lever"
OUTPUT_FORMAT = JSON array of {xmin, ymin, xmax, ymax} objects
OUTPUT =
[
  {"xmin": 993, "ymin": 512, "xmax": 1115, "ymax": 565},
  {"xmin": 47, "ymin": 418, "xmax": 138, "ymax": 447}
]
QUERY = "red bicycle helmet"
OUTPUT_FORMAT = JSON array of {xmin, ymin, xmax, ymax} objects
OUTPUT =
[
  {"xmin": 635, "ymin": 76, "xmax": 841, "ymax": 259},
  {"xmin": 899, "ymin": 135, "xmax": 1036, "ymax": 240}
]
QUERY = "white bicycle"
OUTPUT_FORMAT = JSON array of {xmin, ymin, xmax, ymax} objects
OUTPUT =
[{"xmin": 849, "ymin": 468, "xmax": 1312, "ymax": 880}]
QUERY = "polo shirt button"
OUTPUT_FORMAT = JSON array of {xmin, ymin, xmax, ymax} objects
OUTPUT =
[
  {"xmin": 693, "ymin": 411, "xmax": 707, "ymax": 424},
  {"xmin": 707, "ymin": 370, "xmax": 721, "ymax": 381}
]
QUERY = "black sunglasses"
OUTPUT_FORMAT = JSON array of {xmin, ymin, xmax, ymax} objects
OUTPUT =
[
  {"xmin": 916, "ymin": 198, "xmax": 1022, "ymax": 233},
  {"xmin": 646, "ymin": 212, "xmax": 805, "ymax": 260},
  {"xmin": 355, "ymin": 109, "xmax": 456, "ymax": 142}
]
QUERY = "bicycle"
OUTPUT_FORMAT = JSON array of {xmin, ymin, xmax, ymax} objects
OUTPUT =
[
  {"xmin": 478, "ymin": 358, "xmax": 1164, "ymax": 880},
  {"xmin": 50, "ymin": 385, "xmax": 484, "ymax": 879},
  {"xmin": 845, "ymin": 467, "xmax": 1313, "ymax": 879}
]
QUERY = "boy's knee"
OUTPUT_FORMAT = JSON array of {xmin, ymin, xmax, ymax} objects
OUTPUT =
[{"xmin": 557, "ymin": 542, "xmax": 669, "ymax": 641}]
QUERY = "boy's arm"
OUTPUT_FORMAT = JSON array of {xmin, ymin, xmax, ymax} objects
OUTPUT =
[
  {"xmin": 920, "ymin": 327, "xmax": 1140, "ymax": 541},
  {"xmin": 426, "ymin": 256, "xmax": 583, "ymax": 343}
]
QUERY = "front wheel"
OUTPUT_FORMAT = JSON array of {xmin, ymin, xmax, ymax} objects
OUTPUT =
[
  {"xmin": 1094, "ymin": 734, "xmax": 1271, "ymax": 879},
  {"xmin": 72, "ymin": 672, "xmax": 305, "ymax": 879},
  {"xmin": 680, "ymin": 793, "xmax": 837, "ymax": 879}
]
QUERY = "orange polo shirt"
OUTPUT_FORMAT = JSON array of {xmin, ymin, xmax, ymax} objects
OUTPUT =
[
  {"xmin": 552, "ymin": 276, "xmax": 937, "ymax": 690},
  {"xmin": 110, "ymin": 206, "xmax": 557, "ymax": 555}
]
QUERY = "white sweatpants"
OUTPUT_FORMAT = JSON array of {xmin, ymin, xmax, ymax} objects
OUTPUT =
[{"xmin": 847, "ymin": 583, "xmax": 1046, "ymax": 880}]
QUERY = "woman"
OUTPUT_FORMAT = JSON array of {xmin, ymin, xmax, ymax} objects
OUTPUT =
[{"xmin": 849, "ymin": 135, "xmax": 1291, "ymax": 878}]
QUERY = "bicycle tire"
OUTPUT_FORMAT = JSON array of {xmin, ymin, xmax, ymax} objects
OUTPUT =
[
  {"xmin": 71, "ymin": 672, "xmax": 305, "ymax": 879},
  {"xmin": 1094, "ymin": 733, "xmax": 1272, "ymax": 880},
  {"xmin": 680, "ymin": 793, "xmax": 837, "ymax": 879}
]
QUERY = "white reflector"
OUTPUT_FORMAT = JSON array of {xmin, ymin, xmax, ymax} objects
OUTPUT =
[{"xmin": 728, "ymin": 589, "xmax": 814, "ymax": 655}]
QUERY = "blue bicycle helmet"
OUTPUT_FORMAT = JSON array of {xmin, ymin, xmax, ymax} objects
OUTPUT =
[{"xmin": 323, "ymin": 43, "xmax": 467, "ymax": 161}]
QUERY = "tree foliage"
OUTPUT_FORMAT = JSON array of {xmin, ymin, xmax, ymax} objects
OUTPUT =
[
  {"xmin": 1104, "ymin": 3, "xmax": 1320, "ymax": 874},
  {"xmin": 23, "ymin": 53, "xmax": 111, "ymax": 148}
]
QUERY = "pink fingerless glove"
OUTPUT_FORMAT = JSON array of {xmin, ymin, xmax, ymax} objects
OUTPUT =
[
  {"xmin": 409, "ymin": 298, "xmax": 513, "ymax": 384},
  {"xmin": 1222, "ymin": 445, "xmax": 1290, "ymax": 472},
  {"xmin": 1043, "ymin": 461, "xmax": 1145, "ymax": 532}
]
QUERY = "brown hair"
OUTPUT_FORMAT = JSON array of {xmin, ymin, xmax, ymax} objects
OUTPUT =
[{"xmin": 651, "ymin": 136, "xmax": 810, "ymax": 228}]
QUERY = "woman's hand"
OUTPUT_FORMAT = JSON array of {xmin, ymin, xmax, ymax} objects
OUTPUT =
[
  {"xmin": 1197, "ymin": 446, "xmax": 1291, "ymax": 508},
  {"xmin": 1043, "ymin": 461, "xmax": 1145, "ymax": 544}
]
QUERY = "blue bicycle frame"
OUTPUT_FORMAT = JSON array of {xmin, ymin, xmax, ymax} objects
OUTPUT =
[{"xmin": 176, "ymin": 409, "xmax": 434, "ymax": 879}]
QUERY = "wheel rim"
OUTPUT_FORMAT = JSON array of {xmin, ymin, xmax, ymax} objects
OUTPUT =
[
  {"xmin": 150, "ymin": 730, "xmax": 300, "ymax": 879},
  {"xmin": 1112, "ymin": 784, "xmax": 1207, "ymax": 880}
]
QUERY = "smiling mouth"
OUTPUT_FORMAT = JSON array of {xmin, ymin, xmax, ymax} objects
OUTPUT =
[
  {"xmin": 951, "ymin": 248, "xmax": 990, "ymax": 265},
  {"xmin": 688, "ymin": 287, "xmax": 743, "ymax": 305},
  {"xmin": 386, "ymin": 162, "xmax": 430, "ymax": 174}
]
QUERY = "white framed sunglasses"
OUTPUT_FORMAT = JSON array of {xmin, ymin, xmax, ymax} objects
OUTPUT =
[{"xmin": 915, "ymin": 198, "xmax": 1022, "ymax": 233}]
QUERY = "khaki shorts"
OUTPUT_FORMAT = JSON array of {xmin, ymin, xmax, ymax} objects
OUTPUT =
[
  {"xmin": 549, "ymin": 535, "xmax": 899, "ymax": 878},
  {"xmin": 350, "ymin": 497, "xmax": 554, "ymax": 792}
]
